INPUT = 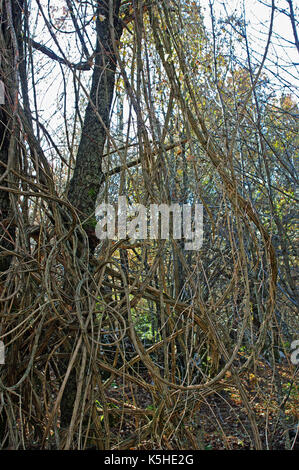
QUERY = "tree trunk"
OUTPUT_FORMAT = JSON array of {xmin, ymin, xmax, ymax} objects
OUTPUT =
[
  {"xmin": 0, "ymin": 0, "xmax": 24, "ymax": 446},
  {"xmin": 60, "ymin": 1, "xmax": 123, "ymax": 440},
  {"xmin": 67, "ymin": 0, "xmax": 123, "ymax": 225}
]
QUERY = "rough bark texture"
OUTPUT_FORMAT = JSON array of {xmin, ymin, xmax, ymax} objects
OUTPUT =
[
  {"xmin": 0, "ymin": 0, "xmax": 24, "ymax": 444},
  {"xmin": 60, "ymin": 1, "xmax": 123, "ymax": 437},
  {"xmin": 67, "ymin": 0, "xmax": 123, "ymax": 223},
  {"xmin": 0, "ymin": 0, "xmax": 22, "ymax": 271}
]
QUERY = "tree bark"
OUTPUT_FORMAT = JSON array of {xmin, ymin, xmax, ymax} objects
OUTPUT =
[
  {"xmin": 60, "ymin": 1, "xmax": 123, "ymax": 439},
  {"xmin": 67, "ymin": 0, "xmax": 123, "ymax": 225},
  {"xmin": 0, "ymin": 0, "xmax": 24, "ymax": 446}
]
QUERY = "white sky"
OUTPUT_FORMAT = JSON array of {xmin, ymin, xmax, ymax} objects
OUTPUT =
[
  {"xmin": 29, "ymin": 0, "xmax": 298, "ymax": 158},
  {"xmin": 200, "ymin": 0, "xmax": 298, "ymax": 88}
]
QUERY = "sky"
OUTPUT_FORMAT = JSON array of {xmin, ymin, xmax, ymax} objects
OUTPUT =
[
  {"xmin": 200, "ymin": 0, "xmax": 298, "ymax": 90},
  {"xmin": 28, "ymin": 0, "xmax": 298, "ymax": 162}
]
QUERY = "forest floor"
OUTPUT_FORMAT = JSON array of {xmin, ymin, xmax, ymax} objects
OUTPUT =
[
  {"xmin": 13, "ymin": 354, "xmax": 298, "ymax": 450},
  {"xmin": 104, "ymin": 354, "xmax": 299, "ymax": 451}
]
